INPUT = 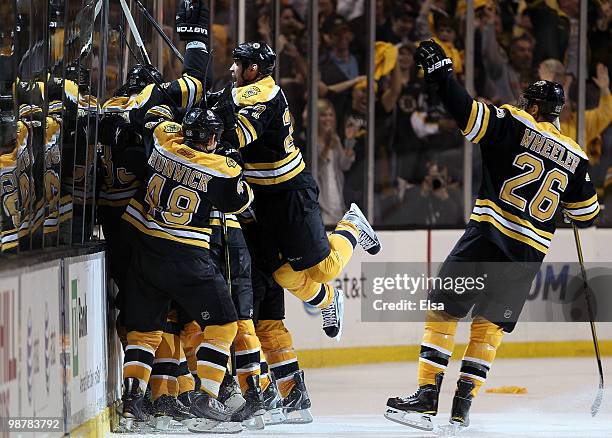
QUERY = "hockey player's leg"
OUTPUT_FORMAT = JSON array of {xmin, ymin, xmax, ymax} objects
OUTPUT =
[
  {"xmin": 272, "ymin": 265, "xmax": 344, "ymax": 339},
  {"xmin": 122, "ymin": 330, "xmax": 163, "ymax": 425},
  {"xmin": 231, "ymin": 319, "xmax": 266, "ymax": 428},
  {"xmin": 386, "ymin": 310, "xmax": 459, "ymax": 431},
  {"xmin": 450, "ymin": 316, "xmax": 503, "ymax": 428},
  {"xmin": 150, "ymin": 325, "xmax": 194, "ymax": 429},
  {"xmin": 256, "ymin": 320, "xmax": 313, "ymax": 423}
]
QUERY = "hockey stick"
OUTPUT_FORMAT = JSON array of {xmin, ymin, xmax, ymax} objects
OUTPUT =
[
  {"xmin": 132, "ymin": 0, "xmax": 185, "ymax": 63},
  {"xmin": 571, "ymin": 222, "xmax": 604, "ymax": 417},
  {"xmin": 119, "ymin": 0, "xmax": 152, "ymax": 66},
  {"xmin": 221, "ymin": 213, "xmax": 238, "ymax": 377}
]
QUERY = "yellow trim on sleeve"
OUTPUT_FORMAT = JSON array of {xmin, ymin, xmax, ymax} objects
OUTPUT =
[
  {"xmin": 562, "ymin": 194, "xmax": 598, "ymax": 209},
  {"xmin": 462, "ymin": 100, "xmax": 478, "ymax": 135},
  {"xmin": 473, "ymin": 104, "xmax": 491, "ymax": 143}
]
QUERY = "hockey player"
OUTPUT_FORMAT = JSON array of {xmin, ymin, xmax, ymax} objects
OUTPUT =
[
  {"xmin": 212, "ymin": 41, "xmax": 382, "ymax": 340},
  {"xmin": 119, "ymin": 106, "xmax": 253, "ymax": 433},
  {"xmin": 385, "ymin": 40, "xmax": 600, "ymax": 431},
  {"xmin": 98, "ymin": 63, "xmax": 163, "ymax": 348},
  {"xmin": 242, "ymin": 216, "xmax": 313, "ymax": 424}
]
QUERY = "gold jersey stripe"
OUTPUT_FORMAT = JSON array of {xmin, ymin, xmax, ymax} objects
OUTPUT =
[
  {"xmin": 473, "ymin": 104, "xmax": 491, "ymax": 143},
  {"xmin": 244, "ymin": 148, "xmax": 301, "ymax": 170},
  {"xmin": 123, "ymin": 213, "xmax": 211, "ymax": 249},
  {"xmin": 475, "ymin": 199, "xmax": 554, "ymax": 239},
  {"xmin": 462, "ymin": 101, "xmax": 478, "ymax": 136},
  {"xmin": 209, "ymin": 218, "xmax": 241, "ymax": 228},
  {"xmin": 565, "ymin": 206, "xmax": 600, "ymax": 222},
  {"xmin": 470, "ymin": 213, "xmax": 548, "ymax": 254},
  {"xmin": 245, "ymin": 160, "xmax": 305, "ymax": 186},
  {"xmin": 562, "ymin": 194, "xmax": 598, "ymax": 209}
]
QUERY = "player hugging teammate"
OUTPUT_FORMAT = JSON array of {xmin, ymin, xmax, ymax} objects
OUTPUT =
[
  {"xmin": 385, "ymin": 40, "xmax": 599, "ymax": 432},
  {"xmin": 97, "ymin": 0, "xmax": 382, "ymax": 433}
]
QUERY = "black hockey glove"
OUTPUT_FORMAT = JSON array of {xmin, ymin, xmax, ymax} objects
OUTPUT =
[
  {"xmin": 415, "ymin": 40, "xmax": 453, "ymax": 83},
  {"xmin": 176, "ymin": 0, "xmax": 210, "ymax": 45},
  {"xmin": 211, "ymin": 83, "xmax": 237, "ymax": 132}
]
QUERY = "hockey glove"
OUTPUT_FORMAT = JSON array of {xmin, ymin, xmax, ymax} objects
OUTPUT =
[
  {"xmin": 211, "ymin": 83, "xmax": 238, "ymax": 132},
  {"xmin": 176, "ymin": 0, "xmax": 210, "ymax": 45},
  {"xmin": 415, "ymin": 40, "xmax": 453, "ymax": 83}
]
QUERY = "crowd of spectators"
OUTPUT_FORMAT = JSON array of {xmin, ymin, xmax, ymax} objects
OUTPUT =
[{"xmin": 240, "ymin": 0, "xmax": 611, "ymax": 228}]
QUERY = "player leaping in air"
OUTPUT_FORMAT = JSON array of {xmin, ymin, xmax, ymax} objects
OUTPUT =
[
  {"xmin": 385, "ymin": 40, "xmax": 599, "ymax": 432},
  {"xmin": 209, "ymin": 41, "xmax": 382, "ymax": 342}
]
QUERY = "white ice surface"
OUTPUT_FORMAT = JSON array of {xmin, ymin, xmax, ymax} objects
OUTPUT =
[{"xmin": 110, "ymin": 357, "xmax": 612, "ymax": 437}]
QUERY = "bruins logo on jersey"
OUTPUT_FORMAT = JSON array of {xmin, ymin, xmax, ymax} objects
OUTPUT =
[
  {"xmin": 164, "ymin": 124, "xmax": 181, "ymax": 133},
  {"xmin": 242, "ymin": 86, "xmax": 261, "ymax": 100},
  {"xmin": 226, "ymin": 156, "xmax": 237, "ymax": 168}
]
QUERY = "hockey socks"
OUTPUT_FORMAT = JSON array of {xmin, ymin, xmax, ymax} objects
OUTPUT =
[
  {"xmin": 194, "ymin": 322, "xmax": 238, "ymax": 398},
  {"xmin": 150, "ymin": 332, "xmax": 180, "ymax": 400},
  {"xmin": 459, "ymin": 317, "xmax": 503, "ymax": 397},
  {"xmin": 418, "ymin": 311, "xmax": 459, "ymax": 387},
  {"xmin": 123, "ymin": 330, "xmax": 164, "ymax": 392},
  {"xmin": 234, "ymin": 319, "xmax": 263, "ymax": 393},
  {"xmin": 256, "ymin": 320, "xmax": 300, "ymax": 397}
]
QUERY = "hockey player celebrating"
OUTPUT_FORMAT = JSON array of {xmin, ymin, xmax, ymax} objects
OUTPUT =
[
  {"xmin": 211, "ymin": 41, "xmax": 382, "ymax": 341},
  {"xmin": 385, "ymin": 40, "xmax": 599, "ymax": 431},
  {"xmin": 119, "ymin": 106, "xmax": 253, "ymax": 433}
]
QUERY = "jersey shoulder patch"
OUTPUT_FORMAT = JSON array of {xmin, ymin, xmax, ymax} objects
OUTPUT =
[{"xmin": 232, "ymin": 76, "xmax": 280, "ymax": 107}]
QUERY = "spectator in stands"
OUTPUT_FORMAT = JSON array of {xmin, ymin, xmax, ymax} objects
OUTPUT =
[
  {"xmin": 320, "ymin": 17, "xmax": 361, "ymax": 128},
  {"xmin": 393, "ymin": 43, "xmax": 427, "ymax": 183},
  {"xmin": 316, "ymin": 99, "xmax": 355, "ymax": 225},
  {"xmin": 588, "ymin": 0, "xmax": 611, "ymax": 71},
  {"xmin": 523, "ymin": 0, "xmax": 571, "ymax": 68},
  {"xmin": 480, "ymin": 7, "xmax": 534, "ymax": 106},
  {"xmin": 377, "ymin": 6, "xmax": 416, "ymax": 45}
]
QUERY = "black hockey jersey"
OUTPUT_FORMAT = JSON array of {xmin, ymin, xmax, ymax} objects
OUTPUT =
[
  {"xmin": 437, "ymin": 76, "xmax": 599, "ymax": 262},
  {"xmin": 220, "ymin": 76, "xmax": 310, "ymax": 190},
  {"xmin": 98, "ymin": 95, "xmax": 147, "ymax": 214},
  {"xmin": 121, "ymin": 108, "xmax": 253, "ymax": 259}
]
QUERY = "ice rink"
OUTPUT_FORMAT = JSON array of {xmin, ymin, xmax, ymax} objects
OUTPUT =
[{"xmin": 113, "ymin": 356, "xmax": 612, "ymax": 437}]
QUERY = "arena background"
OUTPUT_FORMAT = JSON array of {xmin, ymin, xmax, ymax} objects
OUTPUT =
[{"xmin": 0, "ymin": 0, "xmax": 610, "ymax": 435}]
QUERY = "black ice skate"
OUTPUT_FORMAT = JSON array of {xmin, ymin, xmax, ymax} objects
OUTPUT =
[
  {"xmin": 218, "ymin": 371, "xmax": 246, "ymax": 413},
  {"xmin": 150, "ymin": 394, "xmax": 195, "ymax": 430},
  {"xmin": 321, "ymin": 288, "xmax": 344, "ymax": 341},
  {"xmin": 231, "ymin": 375, "xmax": 266, "ymax": 430},
  {"xmin": 342, "ymin": 203, "xmax": 381, "ymax": 255},
  {"xmin": 449, "ymin": 378, "xmax": 475, "ymax": 428},
  {"xmin": 121, "ymin": 378, "xmax": 149, "ymax": 431},
  {"xmin": 282, "ymin": 370, "xmax": 313, "ymax": 424},
  {"xmin": 186, "ymin": 390, "xmax": 243, "ymax": 433},
  {"xmin": 385, "ymin": 373, "xmax": 443, "ymax": 431},
  {"xmin": 177, "ymin": 389, "xmax": 200, "ymax": 410},
  {"xmin": 262, "ymin": 374, "xmax": 286, "ymax": 425}
]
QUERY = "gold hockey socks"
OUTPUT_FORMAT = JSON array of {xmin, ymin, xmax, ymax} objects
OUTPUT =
[
  {"xmin": 256, "ymin": 320, "xmax": 299, "ymax": 398},
  {"xmin": 180, "ymin": 320, "xmax": 201, "ymax": 380},
  {"xmin": 273, "ymin": 263, "xmax": 335, "ymax": 308},
  {"xmin": 150, "ymin": 332, "xmax": 180, "ymax": 400},
  {"xmin": 123, "ymin": 330, "xmax": 163, "ymax": 390},
  {"xmin": 234, "ymin": 319, "xmax": 262, "ymax": 393},
  {"xmin": 306, "ymin": 221, "xmax": 358, "ymax": 283},
  {"xmin": 177, "ymin": 343, "xmax": 195, "ymax": 394},
  {"xmin": 459, "ymin": 317, "xmax": 503, "ymax": 397},
  {"xmin": 194, "ymin": 322, "xmax": 238, "ymax": 397},
  {"xmin": 418, "ymin": 310, "xmax": 459, "ymax": 387}
]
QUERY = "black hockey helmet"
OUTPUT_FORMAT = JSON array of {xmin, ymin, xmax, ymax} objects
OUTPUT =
[
  {"xmin": 126, "ymin": 64, "xmax": 163, "ymax": 95},
  {"xmin": 0, "ymin": 95, "xmax": 16, "ymax": 147},
  {"xmin": 519, "ymin": 80, "xmax": 565, "ymax": 118},
  {"xmin": 232, "ymin": 41, "xmax": 276, "ymax": 76},
  {"xmin": 182, "ymin": 108, "xmax": 224, "ymax": 150}
]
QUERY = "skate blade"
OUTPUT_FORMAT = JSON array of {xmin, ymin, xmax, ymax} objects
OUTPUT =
[
  {"xmin": 242, "ymin": 413, "xmax": 265, "ymax": 430},
  {"xmin": 384, "ymin": 408, "xmax": 434, "ymax": 431},
  {"xmin": 224, "ymin": 393, "xmax": 247, "ymax": 414},
  {"xmin": 436, "ymin": 421, "xmax": 465, "ymax": 437},
  {"xmin": 119, "ymin": 416, "xmax": 149, "ymax": 432},
  {"xmin": 187, "ymin": 418, "xmax": 243, "ymax": 434},
  {"xmin": 284, "ymin": 408, "xmax": 313, "ymax": 424},
  {"xmin": 264, "ymin": 408, "xmax": 287, "ymax": 425},
  {"xmin": 150, "ymin": 415, "xmax": 172, "ymax": 430}
]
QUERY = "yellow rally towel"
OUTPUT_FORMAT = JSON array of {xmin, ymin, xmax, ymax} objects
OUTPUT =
[
  {"xmin": 374, "ymin": 42, "xmax": 398, "ymax": 80},
  {"xmin": 485, "ymin": 386, "xmax": 528, "ymax": 394}
]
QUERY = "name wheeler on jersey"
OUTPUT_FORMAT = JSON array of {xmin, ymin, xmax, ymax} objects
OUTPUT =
[
  {"xmin": 122, "ymin": 110, "xmax": 253, "ymax": 259},
  {"xmin": 452, "ymin": 94, "xmax": 599, "ymax": 262},
  {"xmin": 222, "ymin": 76, "xmax": 309, "ymax": 190}
]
